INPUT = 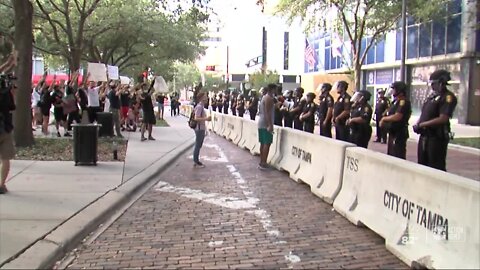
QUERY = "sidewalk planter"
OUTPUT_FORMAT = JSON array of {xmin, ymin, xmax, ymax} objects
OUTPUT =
[
  {"xmin": 72, "ymin": 124, "xmax": 101, "ymax": 166},
  {"xmin": 96, "ymin": 112, "xmax": 114, "ymax": 137}
]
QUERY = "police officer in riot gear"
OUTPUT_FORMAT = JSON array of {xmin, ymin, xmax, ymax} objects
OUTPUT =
[
  {"xmin": 222, "ymin": 91, "xmax": 230, "ymax": 114},
  {"xmin": 347, "ymin": 90, "xmax": 372, "ymax": 148},
  {"xmin": 236, "ymin": 94, "xmax": 246, "ymax": 117},
  {"xmin": 318, "ymin": 83, "xmax": 334, "ymax": 138},
  {"xmin": 290, "ymin": 87, "xmax": 306, "ymax": 130},
  {"xmin": 211, "ymin": 94, "xmax": 217, "ymax": 112},
  {"xmin": 281, "ymin": 90, "xmax": 294, "ymax": 128},
  {"xmin": 413, "ymin": 69, "xmax": 457, "ymax": 171},
  {"xmin": 299, "ymin": 92, "xmax": 317, "ymax": 133},
  {"xmin": 374, "ymin": 89, "xmax": 389, "ymax": 143},
  {"xmin": 230, "ymin": 91, "xmax": 238, "ymax": 116},
  {"xmin": 247, "ymin": 90, "xmax": 259, "ymax": 120},
  {"xmin": 332, "ymin": 81, "xmax": 351, "ymax": 142},
  {"xmin": 380, "ymin": 81, "xmax": 412, "ymax": 159}
]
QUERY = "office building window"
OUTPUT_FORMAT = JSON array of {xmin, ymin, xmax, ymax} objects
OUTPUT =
[
  {"xmin": 407, "ymin": 25, "xmax": 419, "ymax": 59},
  {"xmin": 446, "ymin": 14, "xmax": 461, "ymax": 53},
  {"xmin": 419, "ymin": 23, "xmax": 432, "ymax": 57},
  {"xmin": 284, "ymin": 32, "xmax": 289, "ymax": 70}
]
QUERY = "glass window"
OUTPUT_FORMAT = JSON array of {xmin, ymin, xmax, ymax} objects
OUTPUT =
[
  {"xmin": 407, "ymin": 25, "xmax": 419, "ymax": 59},
  {"xmin": 396, "ymin": 30, "xmax": 402, "ymax": 61},
  {"xmin": 448, "ymin": 0, "xmax": 462, "ymax": 14},
  {"xmin": 432, "ymin": 20, "xmax": 446, "ymax": 55},
  {"xmin": 419, "ymin": 23, "xmax": 432, "ymax": 57},
  {"xmin": 325, "ymin": 37, "xmax": 331, "ymax": 47},
  {"xmin": 325, "ymin": 48, "xmax": 331, "ymax": 70},
  {"xmin": 446, "ymin": 15, "xmax": 461, "ymax": 54},
  {"xmin": 375, "ymin": 38, "xmax": 385, "ymax": 63},
  {"xmin": 361, "ymin": 38, "xmax": 367, "ymax": 64},
  {"xmin": 367, "ymin": 43, "xmax": 375, "ymax": 64}
]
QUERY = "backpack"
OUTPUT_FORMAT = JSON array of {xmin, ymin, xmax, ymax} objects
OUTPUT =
[{"xmin": 188, "ymin": 110, "xmax": 197, "ymax": 129}]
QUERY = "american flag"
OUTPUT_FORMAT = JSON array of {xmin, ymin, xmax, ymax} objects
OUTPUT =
[{"xmin": 305, "ymin": 39, "xmax": 316, "ymax": 67}]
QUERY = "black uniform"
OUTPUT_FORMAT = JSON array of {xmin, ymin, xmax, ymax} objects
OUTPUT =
[
  {"xmin": 375, "ymin": 96, "xmax": 389, "ymax": 143},
  {"xmin": 211, "ymin": 96, "xmax": 217, "ymax": 111},
  {"xmin": 386, "ymin": 97, "xmax": 411, "ymax": 159},
  {"xmin": 302, "ymin": 101, "xmax": 317, "ymax": 133},
  {"xmin": 215, "ymin": 97, "xmax": 223, "ymax": 113},
  {"xmin": 222, "ymin": 94, "xmax": 229, "ymax": 114},
  {"xmin": 333, "ymin": 93, "xmax": 351, "ymax": 142},
  {"xmin": 282, "ymin": 97, "xmax": 294, "ymax": 128},
  {"xmin": 237, "ymin": 98, "xmax": 245, "ymax": 117},
  {"xmin": 204, "ymin": 96, "xmax": 210, "ymax": 109},
  {"xmin": 318, "ymin": 92, "xmax": 334, "ymax": 137},
  {"xmin": 292, "ymin": 97, "xmax": 306, "ymax": 130},
  {"xmin": 274, "ymin": 97, "xmax": 283, "ymax": 126},
  {"xmin": 248, "ymin": 96, "xmax": 259, "ymax": 121},
  {"xmin": 230, "ymin": 95, "xmax": 237, "ymax": 116},
  {"xmin": 349, "ymin": 103, "xmax": 372, "ymax": 148},
  {"xmin": 417, "ymin": 90, "xmax": 457, "ymax": 171}
]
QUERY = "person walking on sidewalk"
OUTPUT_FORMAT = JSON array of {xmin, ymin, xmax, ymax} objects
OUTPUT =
[
  {"xmin": 0, "ymin": 51, "xmax": 17, "ymax": 194},
  {"xmin": 258, "ymin": 84, "xmax": 275, "ymax": 170},
  {"xmin": 413, "ymin": 69, "xmax": 457, "ymax": 171},
  {"xmin": 193, "ymin": 92, "xmax": 211, "ymax": 168},
  {"xmin": 380, "ymin": 81, "xmax": 411, "ymax": 159}
]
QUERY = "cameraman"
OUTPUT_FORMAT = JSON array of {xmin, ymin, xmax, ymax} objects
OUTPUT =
[{"xmin": 0, "ymin": 52, "xmax": 17, "ymax": 194}]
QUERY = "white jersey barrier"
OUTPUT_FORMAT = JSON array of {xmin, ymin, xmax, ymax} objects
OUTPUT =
[
  {"xmin": 226, "ymin": 115, "xmax": 243, "ymax": 145},
  {"xmin": 333, "ymin": 147, "xmax": 480, "ymax": 269},
  {"xmin": 238, "ymin": 119, "xmax": 260, "ymax": 155},
  {"xmin": 272, "ymin": 128, "xmax": 354, "ymax": 204},
  {"xmin": 212, "ymin": 112, "xmax": 224, "ymax": 135}
]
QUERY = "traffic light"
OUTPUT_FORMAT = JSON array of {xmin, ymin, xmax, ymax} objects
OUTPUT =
[{"xmin": 206, "ymin": 65, "xmax": 215, "ymax": 71}]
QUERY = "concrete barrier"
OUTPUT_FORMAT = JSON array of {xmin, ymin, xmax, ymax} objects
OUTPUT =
[
  {"xmin": 212, "ymin": 112, "xmax": 224, "ymax": 135},
  {"xmin": 238, "ymin": 119, "xmax": 260, "ymax": 155},
  {"xmin": 333, "ymin": 147, "xmax": 480, "ymax": 269},
  {"xmin": 272, "ymin": 128, "xmax": 354, "ymax": 204}
]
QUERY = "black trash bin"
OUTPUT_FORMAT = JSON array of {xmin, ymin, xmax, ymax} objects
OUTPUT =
[
  {"xmin": 96, "ymin": 112, "xmax": 114, "ymax": 137},
  {"xmin": 72, "ymin": 124, "xmax": 101, "ymax": 166}
]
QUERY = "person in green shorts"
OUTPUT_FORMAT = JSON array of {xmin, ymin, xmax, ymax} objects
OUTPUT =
[{"xmin": 257, "ymin": 84, "xmax": 276, "ymax": 170}]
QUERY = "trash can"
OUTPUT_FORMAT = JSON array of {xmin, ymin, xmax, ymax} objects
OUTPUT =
[
  {"xmin": 96, "ymin": 112, "xmax": 114, "ymax": 137},
  {"xmin": 72, "ymin": 124, "xmax": 101, "ymax": 166}
]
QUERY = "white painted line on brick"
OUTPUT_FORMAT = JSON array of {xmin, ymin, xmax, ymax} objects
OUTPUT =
[
  {"xmin": 285, "ymin": 252, "xmax": 301, "ymax": 264},
  {"xmin": 155, "ymin": 181, "xmax": 258, "ymax": 209},
  {"xmin": 208, "ymin": 240, "xmax": 223, "ymax": 247}
]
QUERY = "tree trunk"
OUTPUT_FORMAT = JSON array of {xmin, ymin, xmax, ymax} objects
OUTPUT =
[
  {"xmin": 354, "ymin": 61, "xmax": 362, "ymax": 92},
  {"xmin": 12, "ymin": 0, "xmax": 34, "ymax": 147}
]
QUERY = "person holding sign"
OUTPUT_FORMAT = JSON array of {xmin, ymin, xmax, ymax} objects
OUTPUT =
[{"xmin": 139, "ymin": 80, "xmax": 156, "ymax": 141}]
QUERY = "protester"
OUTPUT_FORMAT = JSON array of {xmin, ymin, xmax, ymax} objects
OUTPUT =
[
  {"xmin": 139, "ymin": 80, "xmax": 156, "ymax": 141},
  {"xmin": 107, "ymin": 81, "xmax": 123, "ymax": 138},
  {"xmin": 192, "ymin": 92, "xmax": 212, "ymax": 168},
  {"xmin": 156, "ymin": 93, "xmax": 165, "ymax": 120},
  {"xmin": 257, "ymin": 84, "xmax": 275, "ymax": 170}
]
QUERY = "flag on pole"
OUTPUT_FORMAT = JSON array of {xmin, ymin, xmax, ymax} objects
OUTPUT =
[
  {"xmin": 332, "ymin": 33, "xmax": 343, "ymax": 58},
  {"xmin": 304, "ymin": 39, "xmax": 316, "ymax": 67}
]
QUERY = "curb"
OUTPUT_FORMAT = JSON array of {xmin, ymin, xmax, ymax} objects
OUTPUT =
[{"xmin": 1, "ymin": 139, "xmax": 194, "ymax": 270}]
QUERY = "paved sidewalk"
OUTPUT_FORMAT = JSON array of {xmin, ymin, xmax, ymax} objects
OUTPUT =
[{"xmin": 0, "ymin": 115, "xmax": 195, "ymax": 269}]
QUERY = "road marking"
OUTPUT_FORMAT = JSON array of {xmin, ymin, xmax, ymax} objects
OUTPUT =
[{"xmin": 208, "ymin": 240, "xmax": 223, "ymax": 247}]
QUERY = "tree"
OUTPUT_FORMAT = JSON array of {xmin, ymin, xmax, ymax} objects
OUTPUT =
[
  {"xmin": 202, "ymin": 74, "xmax": 225, "ymax": 93},
  {"xmin": 12, "ymin": 0, "xmax": 34, "ymax": 147},
  {"xmin": 275, "ymin": 0, "xmax": 447, "ymax": 90},
  {"xmin": 248, "ymin": 70, "xmax": 279, "ymax": 91}
]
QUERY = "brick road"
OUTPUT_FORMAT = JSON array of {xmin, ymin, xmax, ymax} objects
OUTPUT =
[{"xmin": 63, "ymin": 133, "xmax": 407, "ymax": 269}]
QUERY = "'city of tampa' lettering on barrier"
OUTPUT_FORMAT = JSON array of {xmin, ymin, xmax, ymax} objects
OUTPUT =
[
  {"xmin": 384, "ymin": 190, "xmax": 451, "ymax": 240},
  {"xmin": 291, "ymin": 146, "xmax": 312, "ymax": 163}
]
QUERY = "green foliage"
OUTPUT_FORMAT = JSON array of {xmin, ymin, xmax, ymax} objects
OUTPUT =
[
  {"xmin": 248, "ymin": 70, "xmax": 279, "ymax": 91},
  {"xmin": 173, "ymin": 62, "xmax": 201, "ymax": 91},
  {"xmin": 275, "ymin": 0, "xmax": 447, "ymax": 89},
  {"xmin": 202, "ymin": 74, "xmax": 225, "ymax": 93}
]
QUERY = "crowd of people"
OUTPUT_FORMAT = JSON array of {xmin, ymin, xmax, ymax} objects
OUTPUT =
[{"xmin": 206, "ymin": 69, "xmax": 457, "ymax": 172}]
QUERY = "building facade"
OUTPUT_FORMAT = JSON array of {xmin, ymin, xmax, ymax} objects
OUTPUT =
[{"xmin": 302, "ymin": 0, "xmax": 480, "ymax": 125}]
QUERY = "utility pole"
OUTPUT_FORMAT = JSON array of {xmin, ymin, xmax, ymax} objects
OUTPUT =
[
  {"xmin": 400, "ymin": 0, "xmax": 407, "ymax": 82},
  {"xmin": 226, "ymin": 45, "xmax": 229, "ymax": 92}
]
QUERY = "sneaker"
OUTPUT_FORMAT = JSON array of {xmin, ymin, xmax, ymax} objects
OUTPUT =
[
  {"xmin": 194, "ymin": 162, "xmax": 205, "ymax": 168},
  {"xmin": 64, "ymin": 132, "xmax": 72, "ymax": 137},
  {"xmin": 148, "ymin": 136, "xmax": 156, "ymax": 141},
  {"xmin": 57, "ymin": 132, "xmax": 61, "ymax": 137},
  {"xmin": 141, "ymin": 137, "xmax": 147, "ymax": 141},
  {"xmin": 0, "ymin": 185, "xmax": 8, "ymax": 194},
  {"xmin": 257, "ymin": 164, "xmax": 269, "ymax": 170}
]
